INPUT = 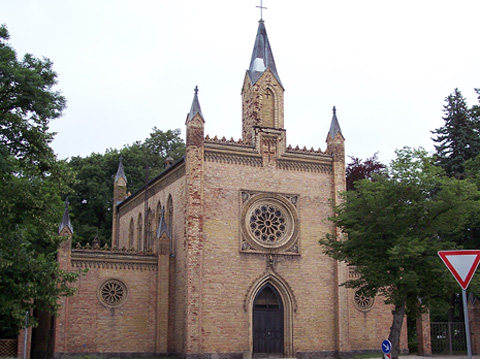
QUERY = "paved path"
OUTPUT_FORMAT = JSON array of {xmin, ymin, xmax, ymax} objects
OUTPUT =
[{"xmin": 367, "ymin": 356, "xmax": 480, "ymax": 359}]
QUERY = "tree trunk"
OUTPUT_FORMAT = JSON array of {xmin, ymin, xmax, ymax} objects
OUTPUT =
[{"xmin": 388, "ymin": 300, "xmax": 407, "ymax": 359}]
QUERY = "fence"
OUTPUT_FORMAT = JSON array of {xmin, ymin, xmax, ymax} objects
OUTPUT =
[
  {"xmin": 0, "ymin": 339, "xmax": 17, "ymax": 358},
  {"xmin": 431, "ymin": 322, "xmax": 467, "ymax": 355}
]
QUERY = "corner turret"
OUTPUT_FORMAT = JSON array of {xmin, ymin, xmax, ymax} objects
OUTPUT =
[
  {"xmin": 326, "ymin": 106, "xmax": 345, "ymax": 161},
  {"xmin": 184, "ymin": 86, "xmax": 206, "ymax": 354},
  {"xmin": 112, "ymin": 155, "xmax": 128, "ymax": 248},
  {"xmin": 58, "ymin": 198, "xmax": 73, "ymax": 237}
]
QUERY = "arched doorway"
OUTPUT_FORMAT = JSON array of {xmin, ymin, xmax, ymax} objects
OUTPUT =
[{"xmin": 253, "ymin": 284, "xmax": 284, "ymax": 357}]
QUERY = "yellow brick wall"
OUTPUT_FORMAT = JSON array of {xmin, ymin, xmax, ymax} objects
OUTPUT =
[
  {"xmin": 56, "ymin": 263, "xmax": 157, "ymax": 354},
  {"xmin": 199, "ymin": 157, "xmax": 341, "ymax": 354}
]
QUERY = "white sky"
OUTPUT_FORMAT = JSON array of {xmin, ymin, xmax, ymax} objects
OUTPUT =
[{"xmin": 3, "ymin": 0, "xmax": 480, "ymax": 165}]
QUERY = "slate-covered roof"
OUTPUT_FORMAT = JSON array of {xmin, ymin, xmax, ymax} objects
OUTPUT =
[
  {"xmin": 58, "ymin": 198, "xmax": 73, "ymax": 234},
  {"xmin": 187, "ymin": 86, "xmax": 204, "ymax": 122},
  {"xmin": 328, "ymin": 106, "xmax": 343, "ymax": 139},
  {"xmin": 156, "ymin": 207, "xmax": 170, "ymax": 239},
  {"xmin": 247, "ymin": 21, "xmax": 283, "ymax": 88},
  {"xmin": 115, "ymin": 155, "xmax": 127, "ymax": 183}
]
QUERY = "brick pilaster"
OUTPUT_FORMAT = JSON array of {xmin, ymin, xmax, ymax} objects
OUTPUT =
[{"xmin": 185, "ymin": 113, "xmax": 205, "ymax": 354}]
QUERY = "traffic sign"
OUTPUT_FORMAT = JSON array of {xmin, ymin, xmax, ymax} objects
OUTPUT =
[
  {"xmin": 381, "ymin": 339, "xmax": 392, "ymax": 354},
  {"xmin": 384, "ymin": 354, "xmax": 391, "ymax": 359},
  {"xmin": 438, "ymin": 250, "xmax": 480, "ymax": 290}
]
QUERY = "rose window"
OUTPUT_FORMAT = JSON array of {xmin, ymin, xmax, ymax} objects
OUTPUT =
[
  {"xmin": 249, "ymin": 204, "xmax": 287, "ymax": 244},
  {"xmin": 353, "ymin": 291, "xmax": 375, "ymax": 311},
  {"xmin": 98, "ymin": 279, "xmax": 128, "ymax": 307},
  {"xmin": 242, "ymin": 194, "xmax": 297, "ymax": 251}
]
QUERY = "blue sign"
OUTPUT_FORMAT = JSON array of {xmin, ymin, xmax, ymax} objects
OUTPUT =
[{"xmin": 381, "ymin": 339, "xmax": 392, "ymax": 354}]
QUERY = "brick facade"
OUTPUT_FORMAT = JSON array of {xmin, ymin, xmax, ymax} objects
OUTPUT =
[{"xmin": 51, "ymin": 20, "xmax": 409, "ymax": 359}]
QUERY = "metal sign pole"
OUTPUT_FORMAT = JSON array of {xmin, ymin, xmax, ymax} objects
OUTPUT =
[
  {"xmin": 23, "ymin": 310, "xmax": 29, "ymax": 359},
  {"xmin": 462, "ymin": 289, "xmax": 472, "ymax": 359}
]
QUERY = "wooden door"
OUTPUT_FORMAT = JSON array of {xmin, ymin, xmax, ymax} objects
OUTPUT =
[{"xmin": 253, "ymin": 285, "xmax": 284, "ymax": 357}]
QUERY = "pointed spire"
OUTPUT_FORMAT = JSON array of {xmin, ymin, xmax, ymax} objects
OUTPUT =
[
  {"xmin": 58, "ymin": 198, "xmax": 73, "ymax": 235},
  {"xmin": 156, "ymin": 207, "xmax": 170, "ymax": 239},
  {"xmin": 328, "ymin": 106, "xmax": 343, "ymax": 139},
  {"xmin": 187, "ymin": 86, "xmax": 204, "ymax": 122},
  {"xmin": 115, "ymin": 155, "xmax": 127, "ymax": 183},
  {"xmin": 247, "ymin": 21, "xmax": 283, "ymax": 87}
]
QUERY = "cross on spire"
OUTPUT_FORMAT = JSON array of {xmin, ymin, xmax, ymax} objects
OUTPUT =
[
  {"xmin": 194, "ymin": 85, "xmax": 199, "ymax": 95},
  {"xmin": 256, "ymin": 0, "xmax": 267, "ymax": 21}
]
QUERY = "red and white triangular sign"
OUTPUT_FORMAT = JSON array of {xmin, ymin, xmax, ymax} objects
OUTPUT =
[{"xmin": 438, "ymin": 250, "xmax": 480, "ymax": 290}]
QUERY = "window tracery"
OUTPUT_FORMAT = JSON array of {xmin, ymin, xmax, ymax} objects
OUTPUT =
[{"xmin": 97, "ymin": 279, "xmax": 128, "ymax": 307}]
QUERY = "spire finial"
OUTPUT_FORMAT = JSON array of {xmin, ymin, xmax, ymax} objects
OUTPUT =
[
  {"xmin": 256, "ymin": 0, "xmax": 267, "ymax": 21},
  {"xmin": 187, "ymin": 86, "xmax": 204, "ymax": 122},
  {"xmin": 59, "ymin": 197, "xmax": 73, "ymax": 235},
  {"xmin": 328, "ymin": 106, "xmax": 343, "ymax": 140},
  {"xmin": 115, "ymin": 154, "xmax": 127, "ymax": 183}
]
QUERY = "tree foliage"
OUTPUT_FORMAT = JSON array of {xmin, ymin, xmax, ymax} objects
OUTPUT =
[
  {"xmin": 67, "ymin": 128, "xmax": 185, "ymax": 245},
  {"xmin": 0, "ymin": 24, "xmax": 78, "ymax": 337},
  {"xmin": 432, "ymin": 88, "xmax": 480, "ymax": 178},
  {"xmin": 346, "ymin": 152, "xmax": 386, "ymax": 191},
  {"xmin": 320, "ymin": 147, "xmax": 480, "ymax": 358}
]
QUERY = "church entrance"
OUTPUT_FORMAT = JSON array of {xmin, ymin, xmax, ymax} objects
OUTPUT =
[{"xmin": 253, "ymin": 284, "xmax": 284, "ymax": 357}]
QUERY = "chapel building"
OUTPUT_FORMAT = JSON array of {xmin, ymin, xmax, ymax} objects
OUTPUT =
[{"xmin": 49, "ymin": 20, "xmax": 408, "ymax": 359}]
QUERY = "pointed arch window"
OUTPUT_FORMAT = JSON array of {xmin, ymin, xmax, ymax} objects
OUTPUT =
[
  {"xmin": 128, "ymin": 218, "xmax": 134, "ymax": 249},
  {"xmin": 254, "ymin": 284, "xmax": 282, "ymax": 310},
  {"xmin": 137, "ymin": 213, "xmax": 143, "ymax": 251},
  {"xmin": 261, "ymin": 88, "xmax": 275, "ymax": 128},
  {"xmin": 156, "ymin": 201, "xmax": 162, "ymax": 233},
  {"xmin": 146, "ymin": 208, "xmax": 153, "ymax": 251},
  {"xmin": 167, "ymin": 195, "xmax": 173, "ymax": 237}
]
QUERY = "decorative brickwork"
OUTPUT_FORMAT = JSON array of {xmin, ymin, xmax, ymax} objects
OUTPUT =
[
  {"xmin": 353, "ymin": 291, "xmax": 375, "ymax": 312},
  {"xmin": 240, "ymin": 191, "xmax": 299, "ymax": 255},
  {"xmin": 242, "ymin": 69, "xmax": 284, "ymax": 144},
  {"xmin": 71, "ymin": 249, "xmax": 157, "ymax": 271},
  {"xmin": 205, "ymin": 135, "xmax": 248, "ymax": 146},
  {"xmin": 205, "ymin": 151, "xmax": 262, "ymax": 167},
  {"xmin": 286, "ymin": 144, "xmax": 326, "ymax": 155},
  {"xmin": 51, "ymin": 20, "xmax": 411, "ymax": 359},
  {"xmin": 97, "ymin": 278, "xmax": 128, "ymax": 307},
  {"xmin": 277, "ymin": 159, "xmax": 332, "ymax": 174}
]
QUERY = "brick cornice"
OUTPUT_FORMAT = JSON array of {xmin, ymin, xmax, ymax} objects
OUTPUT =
[{"xmin": 71, "ymin": 249, "xmax": 157, "ymax": 270}]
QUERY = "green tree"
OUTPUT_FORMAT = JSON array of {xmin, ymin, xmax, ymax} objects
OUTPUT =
[
  {"xmin": 67, "ymin": 128, "xmax": 185, "ymax": 246},
  {"xmin": 320, "ymin": 147, "xmax": 480, "ymax": 359},
  {"xmin": 432, "ymin": 88, "xmax": 480, "ymax": 178},
  {"xmin": 143, "ymin": 127, "xmax": 185, "ymax": 171},
  {"xmin": 0, "ymin": 24, "xmax": 78, "ymax": 337}
]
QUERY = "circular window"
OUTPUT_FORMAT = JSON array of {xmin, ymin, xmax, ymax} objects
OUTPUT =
[
  {"xmin": 97, "ymin": 279, "xmax": 128, "ymax": 307},
  {"xmin": 353, "ymin": 291, "xmax": 375, "ymax": 312},
  {"xmin": 248, "ymin": 203, "xmax": 288, "ymax": 244},
  {"xmin": 242, "ymin": 194, "xmax": 297, "ymax": 251}
]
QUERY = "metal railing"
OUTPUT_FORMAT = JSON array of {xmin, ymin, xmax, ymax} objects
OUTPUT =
[{"xmin": 431, "ymin": 322, "xmax": 467, "ymax": 355}]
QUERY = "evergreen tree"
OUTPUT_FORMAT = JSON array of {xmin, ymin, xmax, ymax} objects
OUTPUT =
[{"xmin": 432, "ymin": 88, "xmax": 480, "ymax": 178}]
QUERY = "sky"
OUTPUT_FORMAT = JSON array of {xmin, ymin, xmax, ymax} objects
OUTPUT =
[{"xmin": 3, "ymin": 0, "xmax": 480, "ymax": 165}]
